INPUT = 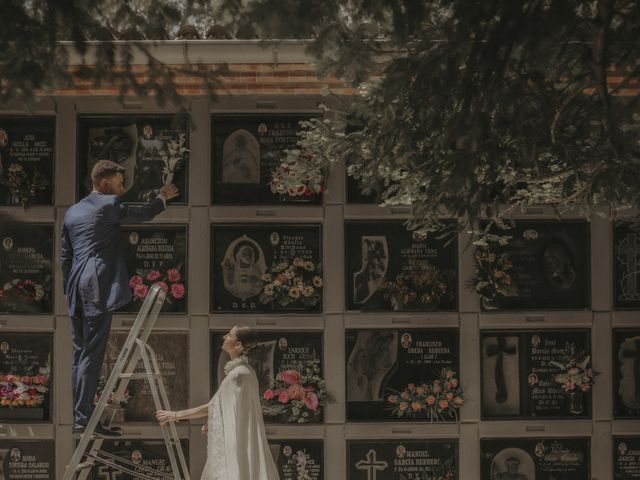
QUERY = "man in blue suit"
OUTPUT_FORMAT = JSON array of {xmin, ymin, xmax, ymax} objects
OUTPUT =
[{"xmin": 61, "ymin": 159, "xmax": 178, "ymax": 435}]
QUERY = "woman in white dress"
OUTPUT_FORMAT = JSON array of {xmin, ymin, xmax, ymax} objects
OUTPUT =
[{"xmin": 156, "ymin": 325, "xmax": 280, "ymax": 480}]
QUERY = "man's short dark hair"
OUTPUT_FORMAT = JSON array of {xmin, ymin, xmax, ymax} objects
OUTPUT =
[{"xmin": 91, "ymin": 160, "xmax": 125, "ymax": 186}]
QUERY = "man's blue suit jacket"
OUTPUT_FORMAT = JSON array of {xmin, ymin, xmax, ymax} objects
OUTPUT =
[{"xmin": 61, "ymin": 192, "xmax": 165, "ymax": 318}]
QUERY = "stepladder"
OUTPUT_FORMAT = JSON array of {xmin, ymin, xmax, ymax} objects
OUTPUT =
[{"xmin": 64, "ymin": 284, "xmax": 190, "ymax": 480}]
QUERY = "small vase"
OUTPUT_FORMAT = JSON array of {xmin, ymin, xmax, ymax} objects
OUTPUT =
[{"xmin": 569, "ymin": 391, "xmax": 584, "ymax": 415}]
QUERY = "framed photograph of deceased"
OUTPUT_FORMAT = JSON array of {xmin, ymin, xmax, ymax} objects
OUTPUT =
[
  {"xmin": 269, "ymin": 439, "xmax": 323, "ymax": 479},
  {"xmin": 0, "ymin": 440, "xmax": 54, "ymax": 479},
  {"xmin": 0, "ymin": 117, "xmax": 54, "ymax": 206},
  {"xmin": 77, "ymin": 115, "xmax": 189, "ymax": 204},
  {"xmin": 211, "ymin": 224, "xmax": 323, "ymax": 313}
]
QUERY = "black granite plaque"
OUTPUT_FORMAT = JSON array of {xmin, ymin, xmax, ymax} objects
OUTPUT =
[
  {"xmin": 476, "ymin": 221, "xmax": 590, "ymax": 310},
  {"xmin": 345, "ymin": 221, "xmax": 457, "ymax": 312},
  {"xmin": 120, "ymin": 225, "xmax": 187, "ymax": 313},
  {"xmin": 99, "ymin": 332, "xmax": 188, "ymax": 422},
  {"xmin": 614, "ymin": 221, "xmax": 640, "ymax": 310},
  {"xmin": 269, "ymin": 439, "xmax": 323, "ymax": 479},
  {"xmin": 211, "ymin": 224, "xmax": 323, "ymax": 313},
  {"xmin": 615, "ymin": 437, "xmax": 640, "ymax": 479},
  {"xmin": 346, "ymin": 174, "xmax": 380, "ymax": 204},
  {"xmin": 0, "ymin": 223, "xmax": 53, "ymax": 314},
  {"xmin": 614, "ymin": 329, "xmax": 640, "ymax": 418},
  {"xmin": 481, "ymin": 330, "xmax": 592, "ymax": 419},
  {"xmin": 0, "ymin": 333, "xmax": 52, "ymax": 422},
  {"xmin": 85, "ymin": 439, "xmax": 188, "ymax": 479},
  {"xmin": 345, "ymin": 328, "xmax": 459, "ymax": 422},
  {"xmin": 0, "ymin": 440, "xmax": 54, "ymax": 479},
  {"xmin": 211, "ymin": 330, "xmax": 324, "ymax": 423},
  {"xmin": 77, "ymin": 115, "xmax": 189, "ymax": 203},
  {"xmin": 212, "ymin": 115, "xmax": 322, "ymax": 204},
  {"xmin": 347, "ymin": 439, "xmax": 458, "ymax": 479},
  {"xmin": 481, "ymin": 437, "xmax": 590, "ymax": 480},
  {"xmin": 0, "ymin": 117, "xmax": 54, "ymax": 206}
]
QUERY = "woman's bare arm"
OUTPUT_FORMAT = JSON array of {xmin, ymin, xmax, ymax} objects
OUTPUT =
[{"xmin": 156, "ymin": 403, "xmax": 208, "ymax": 424}]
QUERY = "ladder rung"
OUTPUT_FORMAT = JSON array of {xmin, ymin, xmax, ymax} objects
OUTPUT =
[
  {"xmin": 75, "ymin": 462, "xmax": 94, "ymax": 471},
  {"xmin": 119, "ymin": 372, "xmax": 161, "ymax": 379}
]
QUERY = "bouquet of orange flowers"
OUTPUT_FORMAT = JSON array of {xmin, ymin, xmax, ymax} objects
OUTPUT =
[{"xmin": 0, "ymin": 373, "xmax": 49, "ymax": 407}]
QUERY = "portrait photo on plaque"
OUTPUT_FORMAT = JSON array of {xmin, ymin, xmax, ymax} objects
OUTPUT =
[
  {"xmin": 0, "ymin": 223, "xmax": 53, "ymax": 314},
  {"xmin": 614, "ymin": 221, "xmax": 640, "ymax": 310},
  {"xmin": 614, "ymin": 436, "xmax": 640, "ymax": 479},
  {"xmin": 211, "ymin": 224, "xmax": 323, "ymax": 313},
  {"xmin": 211, "ymin": 330, "xmax": 325, "ymax": 424},
  {"xmin": 84, "ymin": 439, "xmax": 188, "ymax": 479},
  {"xmin": 347, "ymin": 439, "xmax": 458, "ymax": 480},
  {"xmin": 120, "ymin": 225, "xmax": 187, "ymax": 313},
  {"xmin": 98, "ymin": 331, "xmax": 188, "ymax": 422},
  {"xmin": 473, "ymin": 220, "xmax": 590, "ymax": 310},
  {"xmin": 481, "ymin": 437, "xmax": 590, "ymax": 480},
  {"xmin": 345, "ymin": 221, "xmax": 458, "ymax": 312},
  {"xmin": 345, "ymin": 328, "xmax": 460, "ymax": 422},
  {"xmin": 212, "ymin": 115, "xmax": 323, "ymax": 205},
  {"xmin": 614, "ymin": 329, "xmax": 640, "ymax": 418},
  {"xmin": 481, "ymin": 330, "xmax": 593, "ymax": 419},
  {"xmin": 0, "ymin": 117, "xmax": 54, "ymax": 206},
  {"xmin": 0, "ymin": 332, "xmax": 52, "ymax": 422},
  {"xmin": 77, "ymin": 115, "xmax": 189, "ymax": 204},
  {"xmin": 0, "ymin": 440, "xmax": 54, "ymax": 479},
  {"xmin": 269, "ymin": 439, "xmax": 323, "ymax": 480}
]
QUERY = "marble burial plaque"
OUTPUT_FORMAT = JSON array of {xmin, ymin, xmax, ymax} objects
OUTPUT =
[
  {"xmin": 211, "ymin": 330, "xmax": 324, "ymax": 423},
  {"xmin": 481, "ymin": 437, "xmax": 590, "ymax": 480},
  {"xmin": 481, "ymin": 330, "xmax": 592, "ymax": 419},
  {"xmin": 85, "ymin": 439, "xmax": 188, "ymax": 479},
  {"xmin": 615, "ymin": 437, "xmax": 640, "ymax": 479},
  {"xmin": 0, "ymin": 223, "xmax": 53, "ymax": 314},
  {"xmin": 120, "ymin": 225, "xmax": 187, "ymax": 313},
  {"xmin": 212, "ymin": 115, "xmax": 322, "ymax": 204},
  {"xmin": 99, "ymin": 332, "xmax": 188, "ymax": 422},
  {"xmin": 614, "ymin": 221, "xmax": 640, "ymax": 310},
  {"xmin": 0, "ymin": 117, "xmax": 54, "ymax": 206},
  {"xmin": 77, "ymin": 115, "xmax": 189, "ymax": 203},
  {"xmin": 345, "ymin": 221, "xmax": 458, "ymax": 312},
  {"xmin": 0, "ymin": 333, "xmax": 52, "ymax": 422},
  {"xmin": 0, "ymin": 440, "xmax": 54, "ymax": 479},
  {"xmin": 211, "ymin": 224, "xmax": 323, "ymax": 313},
  {"xmin": 345, "ymin": 328, "xmax": 459, "ymax": 422},
  {"xmin": 269, "ymin": 439, "xmax": 323, "ymax": 480},
  {"xmin": 477, "ymin": 221, "xmax": 590, "ymax": 310},
  {"xmin": 347, "ymin": 439, "xmax": 458, "ymax": 480},
  {"xmin": 614, "ymin": 329, "xmax": 640, "ymax": 418}
]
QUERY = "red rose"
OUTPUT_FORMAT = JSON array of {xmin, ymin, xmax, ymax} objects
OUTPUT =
[
  {"xmin": 133, "ymin": 283, "xmax": 149, "ymax": 299},
  {"xmin": 146, "ymin": 270, "xmax": 161, "ymax": 282},
  {"xmin": 171, "ymin": 283, "xmax": 185, "ymax": 299},
  {"xmin": 263, "ymin": 389, "xmax": 275, "ymax": 400},
  {"xmin": 156, "ymin": 281, "xmax": 169, "ymax": 293},
  {"xmin": 167, "ymin": 268, "xmax": 181, "ymax": 283},
  {"xmin": 129, "ymin": 275, "xmax": 144, "ymax": 288},
  {"xmin": 278, "ymin": 391, "xmax": 290, "ymax": 403}
]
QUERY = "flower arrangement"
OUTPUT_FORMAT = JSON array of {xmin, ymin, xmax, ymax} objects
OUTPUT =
[
  {"xmin": 270, "ymin": 155, "xmax": 325, "ymax": 199},
  {"xmin": 0, "ymin": 160, "xmax": 50, "ymax": 206},
  {"xmin": 261, "ymin": 359, "xmax": 328, "ymax": 423},
  {"xmin": 379, "ymin": 267, "xmax": 454, "ymax": 310},
  {"xmin": 128, "ymin": 267, "xmax": 186, "ymax": 303},
  {"xmin": 259, "ymin": 258, "xmax": 322, "ymax": 308},
  {"xmin": 159, "ymin": 132, "xmax": 189, "ymax": 185},
  {"xmin": 0, "ymin": 374, "xmax": 49, "ymax": 407},
  {"xmin": 386, "ymin": 369, "xmax": 464, "ymax": 422},
  {"xmin": 93, "ymin": 375, "xmax": 130, "ymax": 407},
  {"xmin": 1, "ymin": 279, "xmax": 47, "ymax": 307},
  {"xmin": 550, "ymin": 342, "xmax": 595, "ymax": 393},
  {"xmin": 470, "ymin": 240, "xmax": 518, "ymax": 310}
]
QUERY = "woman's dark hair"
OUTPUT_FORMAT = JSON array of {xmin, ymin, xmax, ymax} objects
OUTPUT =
[{"xmin": 235, "ymin": 325, "xmax": 259, "ymax": 358}]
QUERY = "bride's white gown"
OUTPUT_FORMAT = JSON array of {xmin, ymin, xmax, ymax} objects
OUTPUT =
[{"xmin": 202, "ymin": 356, "xmax": 280, "ymax": 480}]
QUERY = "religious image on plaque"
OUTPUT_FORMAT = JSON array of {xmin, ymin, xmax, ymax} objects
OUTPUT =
[
  {"xmin": 614, "ymin": 329, "xmax": 640, "ymax": 418},
  {"xmin": 0, "ymin": 333, "xmax": 52, "ymax": 422},
  {"xmin": 120, "ymin": 225, "xmax": 187, "ymax": 313},
  {"xmin": 0, "ymin": 440, "xmax": 54, "ymax": 479},
  {"xmin": 345, "ymin": 221, "xmax": 457, "ymax": 312},
  {"xmin": 481, "ymin": 437, "xmax": 590, "ymax": 480},
  {"xmin": 345, "ymin": 328, "xmax": 460, "ymax": 422},
  {"xmin": 84, "ymin": 439, "xmax": 188, "ymax": 479},
  {"xmin": 473, "ymin": 220, "xmax": 590, "ymax": 310},
  {"xmin": 269, "ymin": 439, "xmax": 323, "ymax": 479},
  {"xmin": 481, "ymin": 330, "xmax": 593, "ymax": 419},
  {"xmin": 98, "ymin": 332, "xmax": 188, "ymax": 422},
  {"xmin": 614, "ymin": 436, "xmax": 640, "ymax": 479},
  {"xmin": 212, "ymin": 115, "xmax": 323, "ymax": 204},
  {"xmin": 614, "ymin": 221, "xmax": 640, "ymax": 310},
  {"xmin": 211, "ymin": 224, "xmax": 323, "ymax": 313},
  {"xmin": 0, "ymin": 117, "xmax": 54, "ymax": 206},
  {"xmin": 347, "ymin": 439, "xmax": 458, "ymax": 480},
  {"xmin": 77, "ymin": 115, "xmax": 189, "ymax": 203},
  {"xmin": 211, "ymin": 331, "xmax": 325, "ymax": 423},
  {"xmin": 0, "ymin": 223, "xmax": 53, "ymax": 314}
]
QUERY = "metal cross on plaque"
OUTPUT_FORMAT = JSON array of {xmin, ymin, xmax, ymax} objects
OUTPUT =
[
  {"xmin": 622, "ymin": 338, "xmax": 640, "ymax": 401},
  {"xmin": 355, "ymin": 449, "xmax": 388, "ymax": 480},
  {"xmin": 486, "ymin": 335, "xmax": 517, "ymax": 404}
]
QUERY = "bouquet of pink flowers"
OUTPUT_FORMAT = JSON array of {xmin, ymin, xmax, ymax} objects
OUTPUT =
[
  {"xmin": 1, "ymin": 279, "xmax": 47, "ymax": 304},
  {"xmin": 0, "ymin": 373, "xmax": 49, "ymax": 407},
  {"xmin": 551, "ymin": 342, "xmax": 595, "ymax": 393},
  {"xmin": 270, "ymin": 156, "xmax": 325, "ymax": 199},
  {"xmin": 261, "ymin": 359, "xmax": 328, "ymax": 423},
  {"xmin": 386, "ymin": 369, "xmax": 464, "ymax": 422},
  {"xmin": 93, "ymin": 375, "xmax": 130, "ymax": 406},
  {"xmin": 128, "ymin": 266, "xmax": 185, "ymax": 303}
]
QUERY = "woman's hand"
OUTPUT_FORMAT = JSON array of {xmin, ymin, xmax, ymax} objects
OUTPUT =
[
  {"xmin": 201, "ymin": 424, "xmax": 208, "ymax": 435},
  {"xmin": 156, "ymin": 410, "xmax": 177, "ymax": 425}
]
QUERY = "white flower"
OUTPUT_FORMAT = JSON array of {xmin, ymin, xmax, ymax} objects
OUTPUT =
[{"xmin": 3, "ymin": 283, "xmax": 12, "ymax": 291}]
